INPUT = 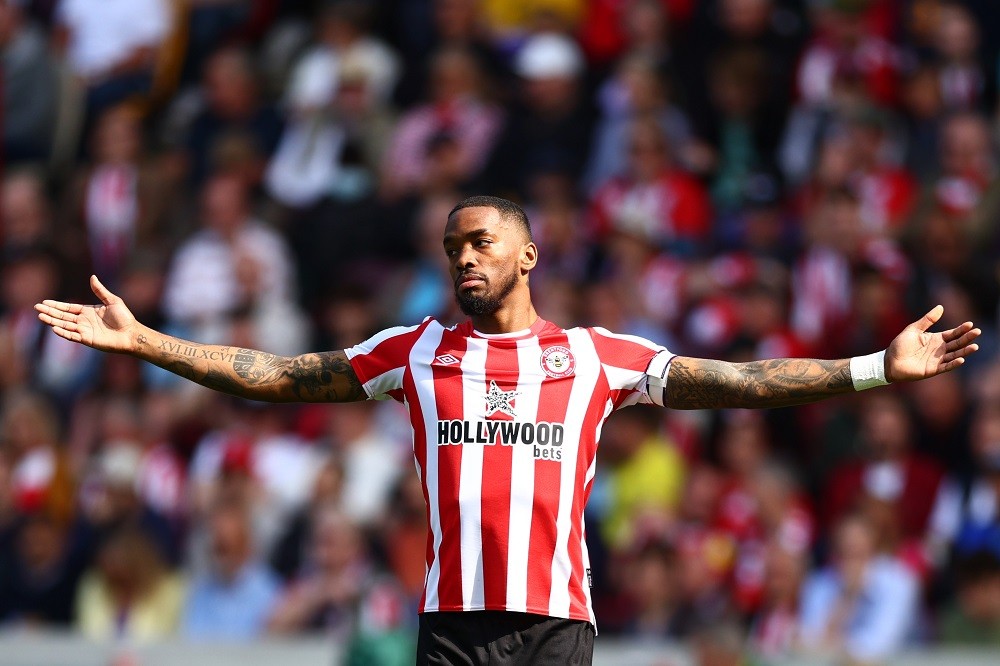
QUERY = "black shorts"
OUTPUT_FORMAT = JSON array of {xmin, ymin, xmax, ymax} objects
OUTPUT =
[{"xmin": 416, "ymin": 610, "xmax": 594, "ymax": 666}]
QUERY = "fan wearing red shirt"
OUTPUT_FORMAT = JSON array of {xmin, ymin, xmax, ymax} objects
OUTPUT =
[{"xmin": 36, "ymin": 196, "xmax": 980, "ymax": 665}]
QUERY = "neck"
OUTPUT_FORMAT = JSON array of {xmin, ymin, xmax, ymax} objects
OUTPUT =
[{"xmin": 470, "ymin": 296, "xmax": 538, "ymax": 334}]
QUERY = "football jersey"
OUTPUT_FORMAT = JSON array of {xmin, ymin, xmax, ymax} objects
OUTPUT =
[{"xmin": 345, "ymin": 317, "xmax": 674, "ymax": 625}]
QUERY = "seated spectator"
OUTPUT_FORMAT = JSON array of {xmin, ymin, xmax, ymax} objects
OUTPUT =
[
  {"xmin": 589, "ymin": 117, "xmax": 711, "ymax": 255},
  {"xmin": 584, "ymin": 53, "xmax": 693, "ymax": 193},
  {"xmin": 485, "ymin": 32, "xmax": 593, "ymax": 196},
  {"xmin": 325, "ymin": 401, "xmax": 406, "ymax": 527},
  {"xmin": 798, "ymin": 515, "xmax": 919, "ymax": 663},
  {"xmin": 286, "ymin": 1, "xmax": 399, "ymax": 111},
  {"xmin": 181, "ymin": 501, "xmax": 281, "ymax": 640},
  {"xmin": 0, "ymin": 511, "xmax": 84, "ymax": 626},
  {"xmin": 270, "ymin": 456, "xmax": 345, "ymax": 582},
  {"xmin": 930, "ymin": 3, "xmax": 986, "ymax": 111},
  {"xmin": 161, "ymin": 171, "xmax": 297, "ymax": 338},
  {"xmin": 180, "ymin": 47, "xmax": 284, "ymax": 187},
  {"xmin": 53, "ymin": 0, "xmax": 171, "ymax": 117},
  {"xmin": 824, "ymin": 392, "xmax": 944, "ymax": 543},
  {"xmin": 381, "ymin": 47, "xmax": 502, "ymax": 200},
  {"xmin": 749, "ymin": 538, "xmax": 808, "ymax": 659},
  {"xmin": 77, "ymin": 443, "xmax": 179, "ymax": 566},
  {"xmin": 0, "ymin": 390, "xmax": 75, "ymax": 526},
  {"xmin": 61, "ymin": 103, "xmax": 170, "ymax": 286},
  {"xmin": 1, "ymin": 1, "xmax": 57, "ymax": 163},
  {"xmin": 597, "ymin": 406, "xmax": 685, "ymax": 551},
  {"xmin": 188, "ymin": 400, "xmax": 320, "ymax": 564},
  {"xmin": 75, "ymin": 527, "xmax": 185, "ymax": 641},
  {"xmin": 379, "ymin": 472, "xmax": 429, "ymax": 602},
  {"xmin": 939, "ymin": 550, "xmax": 1000, "ymax": 646},
  {"xmin": 928, "ymin": 405, "xmax": 1000, "ymax": 564},
  {"xmin": 2, "ymin": 172, "xmax": 55, "ymax": 256},
  {"xmin": 268, "ymin": 506, "xmax": 370, "ymax": 639},
  {"xmin": 620, "ymin": 539, "xmax": 684, "ymax": 638}
]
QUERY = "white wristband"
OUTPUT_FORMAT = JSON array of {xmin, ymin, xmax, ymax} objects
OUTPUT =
[{"xmin": 850, "ymin": 350, "xmax": 889, "ymax": 391}]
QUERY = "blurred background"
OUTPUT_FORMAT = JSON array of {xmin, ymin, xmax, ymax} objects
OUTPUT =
[{"xmin": 2, "ymin": 0, "xmax": 1000, "ymax": 664}]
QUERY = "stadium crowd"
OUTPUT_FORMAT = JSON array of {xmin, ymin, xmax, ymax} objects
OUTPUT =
[{"xmin": 3, "ymin": 0, "xmax": 1000, "ymax": 663}]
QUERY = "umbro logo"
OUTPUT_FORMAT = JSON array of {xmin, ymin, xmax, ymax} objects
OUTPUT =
[{"xmin": 434, "ymin": 354, "xmax": 460, "ymax": 365}]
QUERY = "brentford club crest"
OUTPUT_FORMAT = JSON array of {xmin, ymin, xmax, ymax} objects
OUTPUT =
[{"xmin": 540, "ymin": 345, "xmax": 576, "ymax": 379}]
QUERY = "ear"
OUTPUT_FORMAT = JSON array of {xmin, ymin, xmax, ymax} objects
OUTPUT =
[{"xmin": 520, "ymin": 242, "xmax": 538, "ymax": 274}]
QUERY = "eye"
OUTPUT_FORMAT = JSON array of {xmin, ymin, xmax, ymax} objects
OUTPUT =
[{"xmin": 475, "ymin": 239, "xmax": 492, "ymax": 248}]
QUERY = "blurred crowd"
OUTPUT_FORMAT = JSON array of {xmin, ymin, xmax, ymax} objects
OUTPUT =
[{"xmin": 3, "ymin": 0, "xmax": 1000, "ymax": 663}]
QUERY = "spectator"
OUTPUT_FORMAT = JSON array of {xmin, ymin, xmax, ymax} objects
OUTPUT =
[
  {"xmin": 62, "ymin": 103, "xmax": 170, "ymax": 285},
  {"xmin": 0, "ymin": 512, "xmax": 84, "ymax": 626},
  {"xmin": 824, "ymin": 392, "xmax": 944, "ymax": 543},
  {"xmin": 381, "ymin": 46, "xmax": 502, "ymax": 200},
  {"xmin": 597, "ymin": 405, "xmax": 686, "ymax": 551},
  {"xmin": 181, "ymin": 501, "xmax": 281, "ymax": 640},
  {"xmin": 325, "ymin": 401, "xmax": 404, "ymax": 527},
  {"xmin": 620, "ymin": 539, "xmax": 684, "ymax": 638},
  {"xmin": 585, "ymin": 54, "xmax": 693, "ymax": 193},
  {"xmin": 1, "ymin": 0, "xmax": 57, "ymax": 162},
  {"xmin": 928, "ymin": 405, "xmax": 1000, "ymax": 563},
  {"xmin": 749, "ymin": 538, "xmax": 808, "ymax": 658},
  {"xmin": 931, "ymin": 2, "xmax": 987, "ymax": 111},
  {"xmin": 268, "ymin": 506, "xmax": 370, "ymax": 639},
  {"xmin": 161, "ymin": 171, "xmax": 297, "ymax": 338},
  {"xmin": 75, "ymin": 526, "xmax": 184, "ymax": 641},
  {"xmin": 181, "ymin": 47, "xmax": 284, "ymax": 187},
  {"xmin": 53, "ymin": 0, "xmax": 170, "ymax": 117},
  {"xmin": 77, "ymin": 442, "xmax": 179, "ymax": 566},
  {"xmin": 589, "ymin": 117, "xmax": 711, "ymax": 255},
  {"xmin": 1, "ymin": 171, "xmax": 54, "ymax": 254},
  {"xmin": 797, "ymin": 515, "xmax": 919, "ymax": 663},
  {"xmin": 485, "ymin": 32, "xmax": 593, "ymax": 196},
  {"xmin": 0, "ymin": 390, "xmax": 75, "ymax": 525},
  {"xmin": 939, "ymin": 550, "xmax": 1000, "ymax": 646},
  {"xmin": 188, "ymin": 400, "xmax": 320, "ymax": 565}
]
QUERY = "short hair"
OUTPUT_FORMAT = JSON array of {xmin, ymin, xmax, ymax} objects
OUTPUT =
[{"xmin": 448, "ymin": 195, "xmax": 533, "ymax": 241}]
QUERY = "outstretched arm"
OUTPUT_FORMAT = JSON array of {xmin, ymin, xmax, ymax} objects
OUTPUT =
[
  {"xmin": 664, "ymin": 306, "xmax": 980, "ymax": 410},
  {"xmin": 35, "ymin": 275, "xmax": 365, "ymax": 403}
]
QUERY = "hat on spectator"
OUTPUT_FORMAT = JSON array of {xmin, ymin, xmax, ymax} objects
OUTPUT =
[{"xmin": 515, "ymin": 33, "xmax": 584, "ymax": 80}]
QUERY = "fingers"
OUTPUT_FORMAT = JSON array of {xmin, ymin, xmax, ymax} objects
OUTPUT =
[
  {"xmin": 941, "ymin": 343, "xmax": 979, "ymax": 365},
  {"xmin": 912, "ymin": 305, "xmax": 944, "ymax": 332},
  {"xmin": 945, "ymin": 327, "xmax": 981, "ymax": 353},
  {"xmin": 35, "ymin": 302, "xmax": 79, "ymax": 323},
  {"xmin": 90, "ymin": 274, "xmax": 118, "ymax": 306},
  {"xmin": 942, "ymin": 321, "xmax": 975, "ymax": 343},
  {"xmin": 35, "ymin": 300, "xmax": 84, "ymax": 315},
  {"xmin": 49, "ymin": 325, "xmax": 83, "ymax": 343},
  {"xmin": 36, "ymin": 311, "xmax": 80, "ymax": 332}
]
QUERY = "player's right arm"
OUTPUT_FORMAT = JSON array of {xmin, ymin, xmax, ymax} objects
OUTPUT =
[{"xmin": 34, "ymin": 275, "xmax": 365, "ymax": 403}]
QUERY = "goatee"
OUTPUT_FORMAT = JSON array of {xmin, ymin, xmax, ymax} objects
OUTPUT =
[{"xmin": 456, "ymin": 270, "xmax": 519, "ymax": 316}]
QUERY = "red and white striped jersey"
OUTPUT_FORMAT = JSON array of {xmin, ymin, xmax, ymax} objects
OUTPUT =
[{"xmin": 345, "ymin": 317, "xmax": 674, "ymax": 625}]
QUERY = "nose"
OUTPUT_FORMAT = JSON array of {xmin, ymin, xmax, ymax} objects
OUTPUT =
[{"xmin": 454, "ymin": 244, "xmax": 478, "ymax": 270}]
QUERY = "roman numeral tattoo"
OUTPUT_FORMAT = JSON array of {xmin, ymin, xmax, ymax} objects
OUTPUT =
[{"xmin": 144, "ymin": 335, "xmax": 364, "ymax": 402}]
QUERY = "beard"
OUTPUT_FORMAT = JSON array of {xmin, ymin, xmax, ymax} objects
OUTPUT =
[{"xmin": 455, "ymin": 268, "xmax": 520, "ymax": 316}]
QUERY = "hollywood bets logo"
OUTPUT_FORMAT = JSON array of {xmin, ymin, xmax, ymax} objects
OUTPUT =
[{"xmin": 436, "ymin": 381, "xmax": 564, "ymax": 461}]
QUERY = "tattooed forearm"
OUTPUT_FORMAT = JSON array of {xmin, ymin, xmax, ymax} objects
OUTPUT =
[
  {"xmin": 133, "ymin": 327, "xmax": 364, "ymax": 403},
  {"xmin": 665, "ymin": 356, "xmax": 854, "ymax": 410}
]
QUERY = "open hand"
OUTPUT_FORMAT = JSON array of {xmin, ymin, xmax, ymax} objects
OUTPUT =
[
  {"xmin": 34, "ymin": 275, "xmax": 139, "ymax": 353},
  {"xmin": 885, "ymin": 305, "xmax": 980, "ymax": 382}
]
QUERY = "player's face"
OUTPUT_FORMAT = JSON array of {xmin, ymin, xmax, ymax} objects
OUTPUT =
[{"xmin": 443, "ymin": 207, "xmax": 533, "ymax": 317}]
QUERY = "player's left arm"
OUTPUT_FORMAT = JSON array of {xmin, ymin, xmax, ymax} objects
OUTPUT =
[{"xmin": 663, "ymin": 306, "xmax": 980, "ymax": 410}]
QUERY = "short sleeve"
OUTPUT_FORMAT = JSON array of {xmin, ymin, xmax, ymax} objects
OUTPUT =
[
  {"xmin": 344, "ymin": 322, "xmax": 427, "ymax": 400},
  {"xmin": 588, "ymin": 327, "xmax": 675, "ymax": 410}
]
